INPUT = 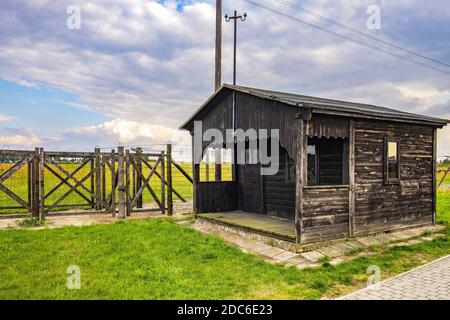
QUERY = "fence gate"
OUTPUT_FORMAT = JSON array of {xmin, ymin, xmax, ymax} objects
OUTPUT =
[
  {"xmin": 125, "ymin": 150, "xmax": 166, "ymax": 215},
  {"xmin": 43, "ymin": 151, "xmax": 104, "ymax": 214},
  {"xmin": 0, "ymin": 150, "xmax": 38, "ymax": 217},
  {"xmin": 1, "ymin": 145, "xmax": 192, "ymax": 219}
]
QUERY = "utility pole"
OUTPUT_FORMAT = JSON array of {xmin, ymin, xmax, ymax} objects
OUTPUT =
[
  {"xmin": 225, "ymin": 10, "xmax": 247, "ymax": 85},
  {"xmin": 215, "ymin": 1, "xmax": 223, "ymax": 181},
  {"xmin": 215, "ymin": 0, "xmax": 222, "ymax": 92},
  {"xmin": 225, "ymin": 10, "xmax": 247, "ymax": 182}
]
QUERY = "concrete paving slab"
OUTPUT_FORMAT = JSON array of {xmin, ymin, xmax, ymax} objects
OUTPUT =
[
  {"xmin": 317, "ymin": 245, "xmax": 342, "ymax": 258},
  {"xmin": 345, "ymin": 241, "xmax": 366, "ymax": 250},
  {"xmin": 273, "ymin": 251, "xmax": 299, "ymax": 263},
  {"xmin": 258, "ymin": 246, "xmax": 285, "ymax": 258},
  {"xmin": 356, "ymin": 237, "xmax": 383, "ymax": 246},
  {"xmin": 301, "ymin": 250, "xmax": 325, "ymax": 263},
  {"xmin": 284, "ymin": 255, "xmax": 312, "ymax": 267},
  {"xmin": 329, "ymin": 243, "xmax": 354, "ymax": 256}
]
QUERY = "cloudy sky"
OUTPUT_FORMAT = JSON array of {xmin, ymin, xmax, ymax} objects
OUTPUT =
[{"xmin": 0, "ymin": 0, "xmax": 449, "ymax": 158}]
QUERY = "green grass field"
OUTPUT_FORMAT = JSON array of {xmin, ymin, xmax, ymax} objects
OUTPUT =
[
  {"xmin": 0, "ymin": 162, "xmax": 232, "ymax": 214},
  {"xmin": 0, "ymin": 190, "xmax": 449, "ymax": 300}
]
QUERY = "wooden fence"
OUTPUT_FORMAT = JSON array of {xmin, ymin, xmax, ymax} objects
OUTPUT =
[{"xmin": 0, "ymin": 145, "xmax": 193, "ymax": 220}]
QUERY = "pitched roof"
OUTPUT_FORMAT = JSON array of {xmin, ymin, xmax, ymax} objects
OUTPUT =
[{"xmin": 180, "ymin": 84, "xmax": 449, "ymax": 129}]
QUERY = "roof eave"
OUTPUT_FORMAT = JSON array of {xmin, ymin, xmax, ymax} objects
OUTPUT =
[
  {"xmin": 179, "ymin": 85, "xmax": 231, "ymax": 131},
  {"xmin": 180, "ymin": 84, "xmax": 449, "ymax": 130}
]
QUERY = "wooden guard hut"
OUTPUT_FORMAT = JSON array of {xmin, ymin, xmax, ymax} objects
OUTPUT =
[{"xmin": 180, "ymin": 84, "xmax": 448, "ymax": 244}]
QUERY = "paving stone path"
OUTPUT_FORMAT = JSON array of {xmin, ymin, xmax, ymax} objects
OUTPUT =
[
  {"xmin": 339, "ymin": 255, "xmax": 450, "ymax": 300},
  {"xmin": 191, "ymin": 220, "xmax": 445, "ymax": 269}
]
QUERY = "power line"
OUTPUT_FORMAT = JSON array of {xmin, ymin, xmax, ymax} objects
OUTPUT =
[
  {"xmin": 242, "ymin": 0, "xmax": 450, "ymax": 76},
  {"xmin": 274, "ymin": 0, "xmax": 450, "ymax": 69}
]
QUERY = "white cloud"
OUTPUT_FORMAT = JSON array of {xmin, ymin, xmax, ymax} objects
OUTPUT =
[
  {"xmin": 64, "ymin": 118, "xmax": 190, "ymax": 146},
  {"xmin": 0, "ymin": 114, "xmax": 15, "ymax": 122},
  {"xmin": 0, "ymin": 128, "xmax": 42, "ymax": 147}
]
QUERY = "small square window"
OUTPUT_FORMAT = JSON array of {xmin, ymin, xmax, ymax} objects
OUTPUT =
[
  {"xmin": 385, "ymin": 139, "xmax": 400, "ymax": 183},
  {"xmin": 306, "ymin": 137, "xmax": 348, "ymax": 186}
]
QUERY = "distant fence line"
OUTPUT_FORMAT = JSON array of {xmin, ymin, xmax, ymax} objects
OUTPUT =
[{"xmin": 0, "ymin": 144, "xmax": 193, "ymax": 220}]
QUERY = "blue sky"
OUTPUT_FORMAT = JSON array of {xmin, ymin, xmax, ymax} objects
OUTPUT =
[{"xmin": 0, "ymin": 0, "xmax": 449, "ymax": 156}]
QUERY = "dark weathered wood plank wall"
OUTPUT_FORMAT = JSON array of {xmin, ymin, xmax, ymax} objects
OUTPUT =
[
  {"xmin": 302, "ymin": 186, "xmax": 349, "ymax": 243},
  {"xmin": 195, "ymin": 182, "xmax": 239, "ymax": 213},
  {"xmin": 354, "ymin": 120, "xmax": 434, "ymax": 236},
  {"xmin": 264, "ymin": 147, "xmax": 295, "ymax": 220}
]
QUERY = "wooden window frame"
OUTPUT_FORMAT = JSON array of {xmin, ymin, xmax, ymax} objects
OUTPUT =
[
  {"xmin": 384, "ymin": 137, "xmax": 400, "ymax": 185},
  {"xmin": 306, "ymin": 138, "xmax": 348, "ymax": 186},
  {"xmin": 307, "ymin": 143, "xmax": 319, "ymax": 186}
]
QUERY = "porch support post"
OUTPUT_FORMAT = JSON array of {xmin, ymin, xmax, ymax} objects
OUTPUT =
[
  {"xmin": 349, "ymin": 119, "xmax": 356, "ymax": 237},
  {"xmin": 295, "ymin": 119, "xmax": 305, "ymax": 244},
  {"xmin": 432, "ymin": 128, "xmax": 437, "ymax": 224},
  {"xmin": 191, "ymin": 133, "xmax": 200, "ymax": 215},
  {"xmin": 205, "ymin": 150, "xmax": 210, "ymax": 182},
  {"xmin": 215, "ymin": 148, "xmax": 222, "ymax": 181}
]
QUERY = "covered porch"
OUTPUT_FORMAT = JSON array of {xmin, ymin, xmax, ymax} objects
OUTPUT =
[{"xmin": 197, "ymin": 211, "xmax": 296, "ymax": 242}]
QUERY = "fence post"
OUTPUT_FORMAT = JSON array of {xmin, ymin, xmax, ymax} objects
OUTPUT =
[
  {"xmin": 39, "ymin": 147, "xmax": 45, "ymax": 221},
  {"xmin": 125, "ymin": 149, "xmax": 131, "ymax": 217},
  {"xmin": 132, "ymin": 159, "xmax": 136, "ymax": 204},
  {"xmin": 95, "ymin": 147, "xmax": 101, "ymax": 210},
  {"xmin": 101, "ymin": 153, "xmax": 106, "ymax": 210},
  {"xmin": 90, "ymin": 154, "xmax": 95, "ymax": 209},
  {"xmin": 32, "ymin": 147, "xmax": 40, "ymax": 218},
  {"xmin": 136, "ymin": 147, "xmax": 143, "ymax": 209},
  {"xmin": 111, "ymin": 149, "xmax": 116, "ymax": 217},
  {"xmin": 160, "ymin": 151, "xmax": 166, "ymax": 214},
  {"xmin": 117, "ymin": 146, "xmax": 126, "ymax": 219},
  {"xmin": 27, "ymin": 160, "xmax": 32, "ymax": 210},
  {"xmin": 167, "ymin": 143, "xmax": 173, "ymax": 216}
]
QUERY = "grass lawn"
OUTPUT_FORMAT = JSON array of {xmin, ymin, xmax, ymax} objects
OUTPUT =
[{"xmin": 0, "ymin": 192, "xmax": 449, "ymax": 300}]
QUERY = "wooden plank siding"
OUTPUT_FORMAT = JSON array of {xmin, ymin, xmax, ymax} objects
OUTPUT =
[
  {"xmin": 302, "ymin": 187, "xmax": 349, "ymax": 243},
  {"xmin": 264, "ymin": 147, "xmax": 296, "ymax": 220},
  {"xmin": 353, "ymin": 120, "xmax": 434, "ymax": 236},
  {"xmin": 235, "ymin": 92, "xmax": 299, "ymax": 160},
  {"xmin": 195, "ymin": 182, "xmax": 239, "ymax": 213},
  {"xmin": 200, "ymin": 93, "xmax": 233, "ymax": 150}
]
